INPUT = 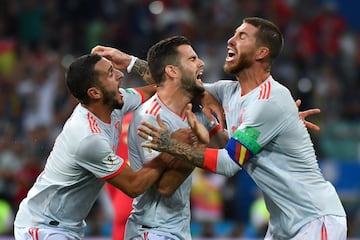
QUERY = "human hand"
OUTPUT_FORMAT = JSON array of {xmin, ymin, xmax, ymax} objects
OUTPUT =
[
  {"xmin": 171, "ymin": 128, "xmax": 194, "ymax": 145},
  {"xmin": 91, "ymin": 45, "xmax": 132, "ymax": 70},
  {"xmin": 138, "ymin": 115, "xmax": 173, "ymax": 152},
  {"xmin": 296, "ymin": 99, "xmax": 321, "ymax": 131},
  {"xmin": 200, "ymin": 91, "xmax": 225, "ymax": 129},
  {"xmin": 185, "ymin": 103, "xmax": 210, "ymax": 145}
]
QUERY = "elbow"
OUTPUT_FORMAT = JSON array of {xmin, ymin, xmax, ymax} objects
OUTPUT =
[
  {"xmin": 124, "ymin": 184, "xmax": 147, "ymax": 198},
  {"xmin": 123, "ymin": 190, "xmax": 139, "ymax": 198},
  {"xmin": 156, "ymin": 186, "xmax": 175, "ymax": 197},
  {"xmin": 223, "ymin": 168, "xmax": 238, "ymax": 177}
]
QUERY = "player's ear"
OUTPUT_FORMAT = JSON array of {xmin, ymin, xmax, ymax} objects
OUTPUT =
[
  {"xmin": 87, "ymin": 87, "xmax": 101, "ymax": 100},
  {"xmin": 165, "ymin": 65, "xmax": 178, "ymax": 78},
  {"xmin": 255, "ymin": 46, "xmax": 269, "ymax": 60}
]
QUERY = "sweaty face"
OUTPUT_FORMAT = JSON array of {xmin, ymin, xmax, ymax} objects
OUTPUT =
[
  {"xmin": 95, "ymin": 58, "xmax": 124, "ymax": 109},
  {"xmin": 177, "ymin": 45, "xmax": 205, "ymax": 97},
  {"xmin": 224, "ymin": 23, "xmax": 258, "ymax": 75}
]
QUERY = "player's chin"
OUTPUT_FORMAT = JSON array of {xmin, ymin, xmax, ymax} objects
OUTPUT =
[
  {"xmin": 115, "ymin": 101, "xmax": 124, "ymax": 109},
  {"xmin": 115, "ymin": 97, "xmax": 124, "ymax": 109}
]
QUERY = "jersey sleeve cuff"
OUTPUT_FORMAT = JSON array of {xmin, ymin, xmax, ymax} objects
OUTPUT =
[
  {"xmin": 98, "ymin": 162, "xmax": 127, "ymax": 181},
  {"xmin": 203, "ymin": 148, "xmax": 218, "ymax": 172}
]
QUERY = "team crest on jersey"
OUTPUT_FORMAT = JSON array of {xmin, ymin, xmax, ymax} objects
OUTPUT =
[{"xmin": 105, "ymin": 154, "xmax": 119, "ymax": 166}]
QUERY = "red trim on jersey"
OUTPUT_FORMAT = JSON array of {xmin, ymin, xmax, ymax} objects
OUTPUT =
[
  {"xmin": 203, "ymin": 148, "xmax": 218, "ymax": 172},
  {"xmin": 133, "ymin": 88, "xmax": 145, "ymax": 103},
  {"xmin": 98, "ymin": 161, "xmax": 127, "ymax": 181},
  {"xmin": 29, "ymin": 227, "xmax": 39, "ymax": 240},
  {"xmin": 321, "ymin": 217, "xmax": 328, "ymax": 240},
  {"xmin": 258, "ymin": 81, "xmax": 271, "ymax": 100},
  {"xmin": 145, "ymin": 98, "xmax": 161, "ymax": 117},
  {"xmin": 209, "ymin": 124, "xmax": 221, "ymax": 138},
  {"xmin": 87, "ymin": 113, "xmax": 101, "ymax": 133},
  {"xmin": 150, "ymin": 102, "xmax": 161, "ymax": 116}
]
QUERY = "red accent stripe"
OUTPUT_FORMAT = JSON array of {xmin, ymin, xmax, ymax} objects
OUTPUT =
[
  {"xmin": 321, "ymin": 217, "xmax": 328, "ymax": 240},
  {"xmin": 265, "ymin": 81, "xmax": 271, "ymax": 99},
  {"xmin": 28, "ymin": 228, "xmax": 39, "ymax": 240},
  {"xmin": 87, "ymin": 113, "xmax": 101, "ymax": 133},
  {"xmin": 145, "ymin": 98, "xmax": 156, "ymax": 114},
  {"xmin": 134, "ymin": 88, "xmax": 145, "ymax": 103},
  {"xmin": 35, "ymin": 228, "xmax": 39, "ymax": 240},
  {"xmin": 149, "ymin": 101, "xmax": 160, "ymax": 116},
  {"xmin": 153, "ymin": 104, "xmax": 161, "ymax": 116},
  {"xmin": 260, "ymin": 83, "xmax": 266, "ymax": 99},
  {"xmin": 203, "ymin": 148, "xmax": 218, "ymax": 172},
  {"xmin": 258, "ymin": 81, "xmax": 271, "ymax": 100},
  {"xmin": 98, "ymin": 161, "xmax": 127, "ymax": 181}
]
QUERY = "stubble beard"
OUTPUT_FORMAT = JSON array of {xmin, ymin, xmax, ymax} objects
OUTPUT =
[
  {"xmin": 102, "ymin": 88, "xmax": 124, "ymax": 110},
  {"xmin": 182, "ymin": 79, "xmax": 205, "ymax": 98}
]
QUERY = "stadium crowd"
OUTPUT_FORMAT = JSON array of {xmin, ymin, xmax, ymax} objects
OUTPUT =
[{"xmin": 0, "ymin": 0, "xmax": 359, "ymax": 238}]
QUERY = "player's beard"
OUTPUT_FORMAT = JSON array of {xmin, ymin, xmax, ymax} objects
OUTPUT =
[
  {"xmin": 180, "ymin": 68, "xmax": 205, "ymax": 98},
  {"xmin": 181, "ymin": 76, "xmax": 205, "ymax": 98},
  {"xmin": 224, "ymin": 51, "xmax": 253, "ymax": 76},
  {"xmin": 102, "ymin": 87, "xmax": 124, "ymax": 110}
]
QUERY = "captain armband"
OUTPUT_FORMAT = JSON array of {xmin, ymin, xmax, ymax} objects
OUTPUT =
[{"xmin": 225, "ymin": 127, "xmax": 261, "ymax": 167}]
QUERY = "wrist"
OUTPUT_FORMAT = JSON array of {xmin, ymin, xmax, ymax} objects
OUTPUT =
[{"xmin": 127, "ymin": 55, "xmax": 138, "ymax": 73}]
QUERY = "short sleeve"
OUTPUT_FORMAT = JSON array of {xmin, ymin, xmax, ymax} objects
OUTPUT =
[{"xmin": 76, "ymin": 134, "xmax": 126, "ymax": 179}]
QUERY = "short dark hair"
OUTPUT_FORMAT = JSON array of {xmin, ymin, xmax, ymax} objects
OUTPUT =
[
  {"xmin": 244, "ymin": 17, "xmax": 284, "ymax": 60},
  {"xmin": 65, "ymin": 54, "xmax": 101, "ymax": 104},
  {"xmin": 147, "ymin": 36, "xmax": 191, "ymax": 85}
]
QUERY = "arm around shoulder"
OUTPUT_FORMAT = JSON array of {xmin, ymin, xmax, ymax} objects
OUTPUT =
[{"xmin": 106, "ymin": 153, "xmax": 172, "ymax": 198}]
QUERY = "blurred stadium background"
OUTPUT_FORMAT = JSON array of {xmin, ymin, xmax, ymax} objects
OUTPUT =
[{"xmin": 0, "ymin": 0, "xmax": 359, "ymax": 239}]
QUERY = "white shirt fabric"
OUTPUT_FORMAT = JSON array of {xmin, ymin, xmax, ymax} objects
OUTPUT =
[
  {"xmin": 204, "ymin": 77, "xmax": 346, "ymax": 239},
  {"xmin": 14, "ymin": 88, "xmax": 143, "ymax": 238},
  {"xmin": 125, "ymin": 94, "xmax": 219, "ymax": 240}
]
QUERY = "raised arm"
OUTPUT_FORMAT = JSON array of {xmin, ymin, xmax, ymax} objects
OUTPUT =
[{"xmin": 91, "ymin": 45, "xmax": 154, "ymax": 84}]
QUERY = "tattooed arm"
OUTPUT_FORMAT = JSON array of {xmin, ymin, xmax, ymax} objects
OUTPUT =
[
  {"xmin": 131, "ymin": 58, "xmax": 154, "ymax": 84},
  {"xmin": 139, "ymin": 114, "xmax": 240, "ymax": 177}
]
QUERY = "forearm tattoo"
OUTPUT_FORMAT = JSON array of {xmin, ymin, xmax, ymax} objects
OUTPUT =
[
  {"xmin": 132, "ymin": 58, "xmax": 154, "ymax": 84},
  {"xmin": 157, "ymin": 129, "xmax": 206, "ymax": 168}
]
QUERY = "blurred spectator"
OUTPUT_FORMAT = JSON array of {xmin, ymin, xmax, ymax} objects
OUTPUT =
[
  {"xmin": 0, "ymin": 199, "xmax": 13, "ymax": 235},
  {"xmin": 0, "ymin": 0, "xmax": 359, "ymax": 238},
  {"xmin": 191, "ymin": 168, "xmax": 226, "ymax": 237}
]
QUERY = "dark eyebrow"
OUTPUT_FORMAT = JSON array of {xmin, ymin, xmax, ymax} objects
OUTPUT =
[
  {"xmin": 108, "ymin": 65, "xmax": 113, "ymax": 72},
  {"xmin": 238, "ymin": 31, "xmax": 248, "ymax": 37},
  {"xmin": 107, "ymin": 65, "xmax": 113, "ymax": 75}
]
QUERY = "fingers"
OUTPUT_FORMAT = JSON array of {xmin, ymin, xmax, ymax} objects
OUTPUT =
[
  {"xmin": 295, "ymin": 99, "xmax": 301, "ymax": 108},
  {"xmin": 301, "ymin": 109, "xmax": 321, "ymax": 118},
  {"xmin": 91, "ymin": 45, "xmax": 103, "ymax": 54},
  {"xmin": 156, "ymin": 114, "xmax": 168, "ymax": 129},
  {"xmin": 186, "ymin": 104, "xmax": 197, "ymax": 130},
  {"xmin": 304, "ymin": 121, "xmax": 321, "ymax": 131},
  {"xmin": 202, "ymin": 107, "xmax": 215, "ymax": 126}
]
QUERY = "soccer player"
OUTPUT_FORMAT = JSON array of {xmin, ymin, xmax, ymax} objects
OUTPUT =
[
  {"xmin": 125, "ymin": 36, "xmax": 224, "ymax": 240},
  {"xmin": 138, "ymin": 17, "xmax": 347, "ymax": 239},
  {"xmin": 13, "ymin": 53, "xmax": 176, "ymax": 240}
]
